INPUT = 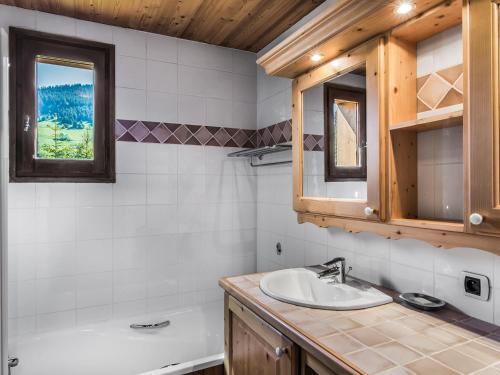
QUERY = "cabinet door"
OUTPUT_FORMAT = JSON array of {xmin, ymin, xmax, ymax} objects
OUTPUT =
[
  {"xmin": 466, "ymin": 0, "xmax": 500, "ymax": 235},
  {"xmin": 225, "ymin": 294, "xmax": 296, "ymax": 375}
]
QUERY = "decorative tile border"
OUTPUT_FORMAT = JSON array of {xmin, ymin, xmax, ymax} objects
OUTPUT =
[
  {"xmin": 417, "ymin": 64, "xmax": 463, "ymax": 114},
  {"xmin": 116, "ymin": 120, "xmax": 257, "ymax": 148},
  {"xmin": 256, "ymin": 120, "xmax": 292, "ymax": 147},
  {"xmin": 116, "ymin": 118, "xmax": 323, "ymax": 151}
]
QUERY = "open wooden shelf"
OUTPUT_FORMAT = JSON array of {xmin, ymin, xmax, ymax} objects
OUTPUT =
[{"xmin": 389, "ymin": 110, "xmax": 463, "ymax": 132}]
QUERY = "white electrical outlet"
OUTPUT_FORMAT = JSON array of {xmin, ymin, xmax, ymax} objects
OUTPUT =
[{"xmin": 460, "ymin": 271, "xmax": 490, "ymax": 301}]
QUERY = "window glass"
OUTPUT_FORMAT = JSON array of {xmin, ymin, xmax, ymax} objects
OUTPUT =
[
  {"xmin": 332, "ymin": 98, "xmax": 360, "ymax": 168},
  {"xmin": 36, "ymin": 56, "xmax": 95, "ymax": 160}
]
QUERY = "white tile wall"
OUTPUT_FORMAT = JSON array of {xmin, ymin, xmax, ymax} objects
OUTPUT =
[
  {"xmin": 416, "ymin": 25, "xmax": 462, "ymax": 77},
  {"xmin": 7, "ymin": 143, "xmax": 257, "ymax": 335},
  {"xmin": 256, "ymin": 153, "xmax": 500, "ymax": 325},
  {"xmin": 0, "ymin": 4, "xmax": 258, "ymax": 337},
  {"xmin": 417, "ymin": 126, "xmax": 463, "ymax": 220}
]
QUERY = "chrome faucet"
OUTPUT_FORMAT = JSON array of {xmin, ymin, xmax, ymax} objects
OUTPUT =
[{"xmin": 316, "ymin": 257, "xmax": 347, "ymax": 283}]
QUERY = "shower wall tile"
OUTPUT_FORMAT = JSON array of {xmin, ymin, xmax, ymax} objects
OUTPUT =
[{"xmin": 6, "ymin": 144, "xmax": 257, "ymax": 333}]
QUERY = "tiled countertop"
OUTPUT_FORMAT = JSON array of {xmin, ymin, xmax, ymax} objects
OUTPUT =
[{"xmin": 219, "ymin": 273, "xmax": 500, "ymax": 375}]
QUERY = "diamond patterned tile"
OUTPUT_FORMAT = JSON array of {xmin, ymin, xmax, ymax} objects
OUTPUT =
[
  {"xmin": 128, "ymin": 121, "xmax": 149, "ymax": 141},
  {"xmin": 261, "ymin": 128, "xmax": 272, "ymax": 146},
  {"xmin": 304, "ymin": 134, "xmax": 318, "ymax": 151},
  {"xmin": 214, "ymin": 128, "xmax": 231, "ymax": 146},
  {"xmin": 118, "ymin": 119, "xmax": 138, "ymax": 129},
  {"xmin": 173, "ymin": 125, "xmax": 193, "ymax": 144},
  {"xmin": 142, "ymin": 121, "xmax": 160, "ymax": 131},
  {"xmin": 271, "ymin": 124, "xmax": 283, "ymax": 143},
  {"xmin": 193, "ymin": 127, "xmax": 213, "ymax": 145},
  {"xmin": 282, "ymin": 121, "xmax": 292, "ymax": 141},
  {"xmin": 150, "ymin": 123, "xmax": 172, "ymax": 143},
  {"xmin": 232, "ymin": 129, "xmax": 249, "ymax": 147},
  {"xmin": 417, "ymin": 64, "xmax": 463, "ymax": 114},
  {"xmin": 418, "ymin": 74, "xmax": 451, "ymax": 109},
  {"xmin": 115, "ymin": 121, "xmax": 127, "ymax": 139}
]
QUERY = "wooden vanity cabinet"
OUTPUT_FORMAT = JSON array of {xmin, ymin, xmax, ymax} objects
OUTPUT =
[
  {"xmin": 225, "ymin": 295, "xmax": 297, "ymax": 375},
  {"xmin": 224, "ymin": 294, "xmax": 356, "ymax": 375}
]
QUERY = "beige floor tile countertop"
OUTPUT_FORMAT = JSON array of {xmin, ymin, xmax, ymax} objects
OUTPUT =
[{"xmin": 219, "ymin": 273, "xmax": 500, "ymax": 375}]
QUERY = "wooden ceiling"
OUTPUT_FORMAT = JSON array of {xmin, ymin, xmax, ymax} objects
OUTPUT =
[{"xmin": 0, "ymin": 0, "xmax": 326, "ymax": 52}]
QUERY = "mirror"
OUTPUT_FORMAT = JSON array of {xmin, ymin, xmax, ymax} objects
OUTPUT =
[{"xmin": 302, "ymin": 64, "xmax": 368, "ymax": 200}]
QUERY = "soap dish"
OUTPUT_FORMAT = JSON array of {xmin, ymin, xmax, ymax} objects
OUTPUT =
[{"xmin": 399, "ymin": 293, "xmax": 446, "ymax": 311}]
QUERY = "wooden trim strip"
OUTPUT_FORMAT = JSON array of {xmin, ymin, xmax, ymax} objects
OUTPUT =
[
  {"xmin": 257, "ymin": 0, "xmax": 451, "ymax": 78},
  {"xmin": 298, "ymin": 212, "xmax": 500, "ymax": 255}
]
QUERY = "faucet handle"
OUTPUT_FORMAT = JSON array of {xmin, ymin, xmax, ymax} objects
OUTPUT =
[{"xmin": 323, "ymin": 257, "xmax": 345, "ymax": 267}]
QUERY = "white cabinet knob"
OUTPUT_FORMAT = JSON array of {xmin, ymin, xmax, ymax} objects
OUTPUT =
[
  {"xmin": 275, "ymin": 347, "xmax": 287, "ymax": 358},
  {"xmin": 364, "ymin": 207, "xmax": 375, "ymax": 216},
  {"xmin": 469, "ymin": 213, "xmax": 483, "ymax": 225}
]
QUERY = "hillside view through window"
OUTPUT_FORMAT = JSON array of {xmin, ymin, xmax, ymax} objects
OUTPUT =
[{"xmin": 36, "ymin": 57, "xmax": 95, "ymax": 160}]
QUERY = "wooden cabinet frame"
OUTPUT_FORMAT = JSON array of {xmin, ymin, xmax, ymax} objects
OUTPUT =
[
  {"xmin": 466, "ymin": 0, "xmax": 500, "ymax": 235},
  {"xmin": 292, "ymin": 38, "xmax": 386, "ymax": 221}
]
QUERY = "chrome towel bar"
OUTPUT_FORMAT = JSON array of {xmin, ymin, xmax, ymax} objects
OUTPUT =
[{"xmin": 130, "ymin": 320, "xmax": 170, "ymax": 329}]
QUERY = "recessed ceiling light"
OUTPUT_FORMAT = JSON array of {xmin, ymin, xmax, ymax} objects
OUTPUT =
[
  {"xmin": 396, "ymin": 1, "xmax": 413, "ymax": 15},
  {"xmin": 311, "ymin": 53, "xmax": 323, "ymax": 62}
]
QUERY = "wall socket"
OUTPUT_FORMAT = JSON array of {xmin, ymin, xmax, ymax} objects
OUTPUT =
[{"xmin": 461, "ymin": 271, "xmax": 490, "ymax": 301}]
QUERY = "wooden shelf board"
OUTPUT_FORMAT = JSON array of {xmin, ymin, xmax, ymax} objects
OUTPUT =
[
  {"xmin": 391, "ymin": 0, "xmax": 462, "ymax": 43},
  {"xmin": 389, "ymin": 110, "xmax": 463, "ymax": 132},
  {"xmin": 389, "ymin": 218, "xmax": 464, "ymax": 233}
]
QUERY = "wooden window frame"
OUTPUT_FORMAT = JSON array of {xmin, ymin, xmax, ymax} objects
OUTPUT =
[
  {"xmin": 323, "ymin": 82, "xmax": 367, "ymax": 182},
  {"xmin": 9, "ymin": 27, "xmax": 115, "ymax": 183}
]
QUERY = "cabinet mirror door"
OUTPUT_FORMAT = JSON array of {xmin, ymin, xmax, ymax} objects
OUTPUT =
[
  {"xmin": 292, "ymin": 38, "xmax": 385, "ymax": 221},
  {"xmin": 303, "ymin": 66, "xmax": 367, "ymax": 200}
]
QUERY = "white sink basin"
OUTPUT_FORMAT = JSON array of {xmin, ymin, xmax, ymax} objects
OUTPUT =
[{"xmin": 260, "ymin": 268, "xmax": 393, "ymax": 310}]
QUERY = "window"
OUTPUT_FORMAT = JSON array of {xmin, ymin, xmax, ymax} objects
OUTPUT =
[
  {"xmin": 9, "ymin": 27, "xmax": 115, "ymax": 182},
  {"xmin": 324, "ymin": 82, "xmax": 367, "ymax": 181}
]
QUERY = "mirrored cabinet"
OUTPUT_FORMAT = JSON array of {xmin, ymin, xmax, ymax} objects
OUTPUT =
[{"xmin": 258, "ymin": 0, "xmax": 500, "ymax": 255}]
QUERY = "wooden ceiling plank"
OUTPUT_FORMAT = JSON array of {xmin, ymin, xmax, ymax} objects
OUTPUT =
[
  {"xmin": 180, "ymin": 0, "xmax": 235, "ymax": 43},
  {"xmin": 245, "ymin": 0, "xmax": 325, "ymax": 52},
  {"xmin": 165, "ymin": 0, "xmax": 205, "ymax": 37},
  {"xmin": 145, "ymin": 0, "xmax": 177, "ymax": 35},
  {"xmin": 0, "ymin": 0, "xmax": 326, "ymax": 53},
  {"xmin": 224, "ymin": 0, "xmax": 306, "ymax": 51},
  {"xmin": 200, "ymin": 0, "xmax": 263, "ymax": 46}
]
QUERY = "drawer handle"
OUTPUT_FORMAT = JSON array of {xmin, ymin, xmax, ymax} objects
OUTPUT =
[
  {"xmin": 469, "ymin": 213, "xmax": 483, "ymax": 226},
  {"xmin": 275, "ymin": 347, "xmax": 287, "ymax": 358}
]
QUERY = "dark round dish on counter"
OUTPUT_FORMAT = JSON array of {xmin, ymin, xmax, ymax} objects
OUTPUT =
[{"xmin": 399, "ymin": 293, "xmax": 446, "ymax": 311}]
